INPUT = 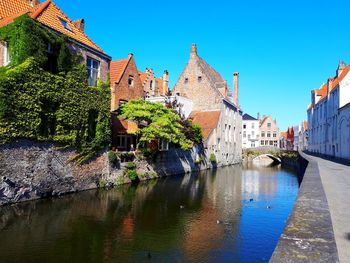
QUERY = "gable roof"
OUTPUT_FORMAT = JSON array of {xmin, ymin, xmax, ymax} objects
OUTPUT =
[
  {"xmin": 110, "ymin": 55, "xmax": 132, "ymax": 84},
  {"xmin": 189, "ymin": 110, "xmax": 221, "ymax": 141},
  {"xmin": 313, "ymin": 64, "xmax": 350, "ymax": 106},
  {"xmin": 0, "ymin": 0, "xmax": 105, "ymax": 54},
  {"xmin": 243, "ymin": 113, "xmax": 257, "ymax": 121},
  {"xmin": 198, "ymin": 56, "xmax": 225, "ymax": 87}
]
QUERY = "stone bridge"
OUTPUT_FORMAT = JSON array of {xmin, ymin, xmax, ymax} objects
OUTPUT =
[{"xmin": 253, "ymin": 153, "xmax": 281, "ymax": 164}]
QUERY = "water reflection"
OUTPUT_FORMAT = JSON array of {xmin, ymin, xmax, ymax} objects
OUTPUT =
[{"xmin": 0, "ymin": 164, "xmax": 298, "ymax": 263}]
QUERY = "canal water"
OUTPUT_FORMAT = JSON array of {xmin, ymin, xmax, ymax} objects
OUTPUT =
[{"xmin": 0, "ymin": 164, "xmax": 299, "ymax": 263}]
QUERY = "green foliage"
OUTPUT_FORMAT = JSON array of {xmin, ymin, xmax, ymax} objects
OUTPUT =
[
  {"xmin": 209, "ymin": 153, "xmax": 217, "ymax": 163},
  {"xmin": 0, "ymin": 58, "xmax": 111, "ymax": 162},
  {"xmin": 119, "ymin": 100, "xmax": 202, "ymax": 150},
  {"xmin": 127, "ymin": 169, "xmax": 138, "ymax": 181},
  {"xmin": 126, "ymin": 161, "xmax": 136, "ymax": 170},
  {"xmin": 0, "ymin": 15, "xmax": 75, "ymax": 72},
  {"xmin": 108, "ymin": 151, "xmax": 118, "ymax": 164},
  {"xmin": 195, "ymin": 156, "xmax": 204, "ymax": 165}
]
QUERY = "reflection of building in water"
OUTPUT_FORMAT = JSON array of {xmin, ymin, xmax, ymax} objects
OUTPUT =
[
  {"xmin": 182, "ymin": 167, "xmax": 243, "ymax": 261},
  {"xmin": 242, "ymin": 163, "xmax": 279, "ymax": 198}
]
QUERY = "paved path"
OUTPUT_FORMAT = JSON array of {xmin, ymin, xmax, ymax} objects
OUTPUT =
[{"xmin": 305, "ymin": 154, "xmax": 350, "ymax": 263}]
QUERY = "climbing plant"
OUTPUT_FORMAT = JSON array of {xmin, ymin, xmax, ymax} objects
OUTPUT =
[
  {"xmin": 0, "ymin": 15, "xmax": 76, "ymax": 72},
  {"xmin": 0, "ymin": 58, "xmax": 110, "ymax": 163},
  {"xmin": 118, "ymin": 99, "xmax": 202, "ymax": 150}
]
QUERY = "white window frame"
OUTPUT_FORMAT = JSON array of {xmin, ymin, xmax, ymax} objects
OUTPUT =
[
  {"xmin": 3, "ymin": 42, "xmax": 10, "ymax": 66},
  {"xmin": 159, "ymin": 138, "xmax": 169, "ymax": 151},
  {"xmin": 87, "ymin": 57, "xmax": 100, "ymax": 86}
]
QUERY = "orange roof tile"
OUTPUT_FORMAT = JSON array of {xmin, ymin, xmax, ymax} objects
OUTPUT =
[
  {"xmin": 0, "ymin": 0, "xmax": 105, "ymax": 54},
  {"xmin": 303, "ymin": 121, "xmax": 308, "ymax": 130},
  {"xmin": 110, "ymin": 56, "xmax": 132, "ymax": 84},
  {"xmin": 189, "ymin": 110, "xmax": 221, "ymax": 140},
  {"xmin": 313, "ymin": 65, "xmax": 350, "ymax": 106},
  {"xmin": 280, "ymin": 132, "xmax": 287, "ymax": 139}
]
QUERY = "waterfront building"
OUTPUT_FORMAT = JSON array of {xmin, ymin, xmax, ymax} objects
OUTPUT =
[
  {"xmin": 110, "ymin": 54, "xmax": 145, "ymax": 151},
  {"xmin": 279, "ymin": 132, "xmax": 288, "ymax": 150},
  {"xmin": 242, "ymin": 113, "xmax": 260, "ymax": 148},
  {"xmin": 307, "ymin": 61, "xmax": 350, "ymax": 159},
  {"xmin": 298, "ymin": 121, "xmax": 308, "ymax": 151},
  {"xmin": 173, "ymin": 44, "xmax": 242, "ymax": 165},
  {"xmin": 0, "ymin": 0, "xmax": 111, "ymax": 83},
  {"xmin": 139, "ymin": 68, "xmax": 169, "ymax": 97},
  {"xmin": 259, "ymin": 115, "xmax": 280, "ymax": 148}
]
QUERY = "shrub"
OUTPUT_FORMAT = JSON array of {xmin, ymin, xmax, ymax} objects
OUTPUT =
[
  {"xmin": 209, "ymin": 153, "xmax": 217, "ymax": 163},
  {"xmin": 108, "ymin": 151, "xmax": 118, "ymax": 165},
  {"xmin": 127, "ymin": 169, "xmax": 138, "ymax": 181},
  {"xmin": 126, "ymin": 161, "xmax": 136, "ymax": 170}
]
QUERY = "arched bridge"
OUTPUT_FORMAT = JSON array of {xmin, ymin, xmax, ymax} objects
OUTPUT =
[{"xmin": 253, "ymin": 154, "xmax": 281, "ymax": 164}]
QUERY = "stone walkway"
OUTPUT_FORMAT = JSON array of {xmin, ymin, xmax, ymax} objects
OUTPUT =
[{"xmin": 305, "ymin": 154, "xmax": 350, "ymax": 263}]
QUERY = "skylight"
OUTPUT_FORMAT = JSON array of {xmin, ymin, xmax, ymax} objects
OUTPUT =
[{"xmin": 58, "ymin": 17, "xmax": 72, "ymax": 31}]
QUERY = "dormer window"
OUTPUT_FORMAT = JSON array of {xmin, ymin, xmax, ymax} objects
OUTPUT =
[
  {"xmin": 59, "ymin": 17, "xmax": 72, "ymax": 31},
  {"xmin": 198, "ymin": 76, "xmax": 202, "ymax": 82},
  {"xmin": 184, "ymin": 77, "xmax": 188, "ymax": 84},
  {"xmin": 128, "ymin": 75, "xmax": 134, "ymax": 87}
]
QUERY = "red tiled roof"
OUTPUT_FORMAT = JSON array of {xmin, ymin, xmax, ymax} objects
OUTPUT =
[
  {"xmin": 313, "ymin": 65, "xmax": 350, "ymax": 106},
  {"xmin": 189, "ymin": 110, "xmax": 221, "ymax": 140},
  {"xmin": 0, "ymin": 0, "xmax": 104, "ymax": 53},
  {"xmin": 280, "ymin": 132, "xmax": 287, "ymax": 139},
  {"xmin": 303, "ymin": 121, "xmax": 308, "ymax": 130},
  {"xmin": 110, "ymin": 56, "xmax": 132, "ymax": 85},
  {"xmin": 138, "ymin": 71, "xmax": 148, "ymax": 84}
]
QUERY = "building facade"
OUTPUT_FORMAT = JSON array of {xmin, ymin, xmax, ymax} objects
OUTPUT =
[
  {"xmin": 242, "ymin": 113, "xmax": 260, "ymax": 148},
  {"xmin": 139, "ymin": 68, "xmax": 169, "ymax": 97},
  {"xmin": 307, "ymin": 61, "xmax": 350, "ymax": 160},
  {"xmin": 174, "ymin": 44, "xmax": 242, "ymax": 165},
  {"xmin": 0, "ymin": 0, "xmax": 110, "ymax": 84},
  {"xmin": 259, "ymin": 115, "xmax": 280, "ymax": 147}
]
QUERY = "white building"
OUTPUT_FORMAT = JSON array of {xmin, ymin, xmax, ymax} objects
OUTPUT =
[
  {"xmin": 307, "ymin": 61, "xmax": 350, "ymax": 159},
  {"xmin": 242, "ymin": 113, "xmax": 260, "ymax": 148}
]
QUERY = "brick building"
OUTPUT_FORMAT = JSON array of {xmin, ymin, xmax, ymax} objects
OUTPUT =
[
  {"xmin": 139, "ymin": 68, "xmax": 169, "ymax": 97},
  {"xmin": 174, "ymin": 44, "xmax": 242, "ymax": 166},
  {"xmin": 0, "ymin": 0, "xmax": 111, "ymax": 84},
  {"xmin": 110, "ymin": 54, "xmax": 145, "ymax": 150}
]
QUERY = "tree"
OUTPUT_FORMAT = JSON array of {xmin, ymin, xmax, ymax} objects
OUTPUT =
[{"xmin": 118, "ymin": 100, "xmax": 202, "ymax": 150}]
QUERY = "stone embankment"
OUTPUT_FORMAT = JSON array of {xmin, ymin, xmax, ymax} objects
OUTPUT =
[
  {"xmin": 0, "ymin": 140, "xmax": 238, "ymax": 206},
  {"xmin": 270, "ymin": 152, "xmax": 339, "ymax": 262}
]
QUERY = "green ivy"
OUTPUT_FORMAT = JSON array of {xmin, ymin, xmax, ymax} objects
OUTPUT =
[
  {"xmin": 0, "ymin": 58, "xmax": 111, "ymax": 163},
  {"xmin": 0, "ymin": 15, "xmax": 76, "ymax": 73}
]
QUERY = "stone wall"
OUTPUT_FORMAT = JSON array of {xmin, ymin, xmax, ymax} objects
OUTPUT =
[
  {"xmin": 270, "ymin": 152, "xmax": 339, "ymax": 262},
  {"xmin": 0, "ymin": 141, "xmax": 240, "ymax": 206}
]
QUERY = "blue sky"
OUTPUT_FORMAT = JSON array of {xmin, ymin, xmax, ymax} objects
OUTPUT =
[{"xmin": 55, "ymin": 0, "xmax": 350, "ymax": 130}]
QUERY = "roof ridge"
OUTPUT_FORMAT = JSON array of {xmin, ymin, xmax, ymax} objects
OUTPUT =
[{"xmin": 30, "ymin": 0, "xmax": 51, "ymax": 19}]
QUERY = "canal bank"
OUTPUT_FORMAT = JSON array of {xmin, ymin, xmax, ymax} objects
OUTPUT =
[
  {"xmin": 0, "ymin": 140, "xmax": 240, "ymax": 206},
  {"xmin": 270, "ymin": 152, "xmax": 339, "ymax": 262}
]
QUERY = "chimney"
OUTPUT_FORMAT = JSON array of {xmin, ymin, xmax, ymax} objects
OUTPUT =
[
  {"xmin": 257, "ymin": 112, "xmax": 260, "ymax": 120},
  {"xmin": 190, "ymin": 43, "xmax": 197, "ymax": 58},
  {"xmin": 327, "ymin": 77, "xmax": 333, "ymax": 94},
  {"xmin": 337, "ymin": 61, "xmax": 346, "ymax": 77},
  {"xmin": 162, "ymin": 70, "xmax": 169, "ymax": 95},
  {"xmin": 73, "ymin": 19, "xmax": 85, "ymax": 32},
  {"xmin": 26, "ymin": 0, "xmax": 40, "ymax": 7},
  {"xmin": 233, "ymin": 72, "xmax": 239, "ymax": 106}
]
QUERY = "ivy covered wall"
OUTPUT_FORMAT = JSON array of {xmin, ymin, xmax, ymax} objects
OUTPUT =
[{"xmin": 0, "ymin": 15, "xmax": 111, "ymax": 163}]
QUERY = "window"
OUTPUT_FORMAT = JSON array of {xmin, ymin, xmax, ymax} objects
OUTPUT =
[
  {"xmin": 252, "ymin": 123, "xmax": 255, "ymax": 129},
  {"xmin": 3, "ymin": 42, "xmax": 10, "ymax": 66},
  {"xmin": 128, "ymin": 75, "xmax": 134, "ymax": 87},
  {"xmin": 116, "ymin": 135, "xmax": 127, "ymax": 148},
  {"xmin": 248, "ymin": 134, "xmax": 251, "ymax": 139},
  {"xmin": 159, "ymin": 139, "xmax": 169, "ymax": 151},
  {"xmin": 273, "ymin": 141, "xmax": 278, "ymax": 147},
  {"xmin": 58, "ymin": 17, "xmax": 73, "ymax": 31},
  {"xmin": 273, "ymin": 132, "xmax": 277, "ymax": 138},
  {"xmin": 252, "ymin": 131, "xmax": 255, "ymax": 137},
  {"xmin": 267, "ymin": 122, "xmax": 271, "ymax": 128},
  {"xmin": 150, "ymin": 80, "xmax": 153, "ymax": 89},
  {"xmin": 225, "ymin": 124, "xmax": 228, "ymax": 142},
  {"xmin": 243, "ymin": 124, "xmax": 246, "ymax": 129},
  {"xmin": 269, "ymin": 141, "xmax": 273, "ymax": 146},
  {"xmin": 87, "ymin": 57, "xmax": 99, "ymax": 86},
  {"xmin": 184, "ymin": 77, "xmax": 188, "ymax": 84},
  {"xmin": 261, "ymin": 132, "xmax": 265, "ymax": 137},
  {"xmin": 229, "ymin": 125, "xmax": 232, "ymax": 142},
  {"xmin": 267, "ymin": 132, "xmax": 271, "ymax": 138},
  {"xmin": 198, "ymin": 76, "xmax": 202, "ymax": 82},
  {"xmin": 261, "ymin": 140, "xmax": 264, "ymax": 146},
  {"xmin": 243, "ymin": 131, "xmax": 246, "ymax": 138}
]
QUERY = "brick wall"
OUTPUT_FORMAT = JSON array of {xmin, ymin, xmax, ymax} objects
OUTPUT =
[{"xmin": 111, "ymin": 56, "xmax": 144, "ymax": 110}]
